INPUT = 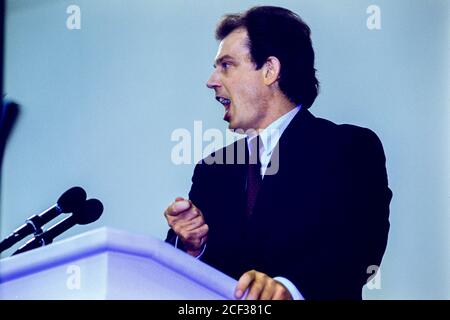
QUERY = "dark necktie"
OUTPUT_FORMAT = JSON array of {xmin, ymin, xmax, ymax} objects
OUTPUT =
[{"xmin": 245, "ymin": 136, "xmax": 263, "ymax": 217}]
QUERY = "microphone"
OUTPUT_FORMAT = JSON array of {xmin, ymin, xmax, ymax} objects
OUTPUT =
[
  {"xmin": 0, "ymin": 100, "xmax": 20, "ymax": 168},
  {"xmin": 0, "ymin": 186, "xmax": 87, "ymax": 253},
  {"xmin": 12, "ymin": 198, "xmax": 103, "ymax": 255},
  {"xmin": 0, "ymin": 100, "xmax": 20, "ymax": 146}
]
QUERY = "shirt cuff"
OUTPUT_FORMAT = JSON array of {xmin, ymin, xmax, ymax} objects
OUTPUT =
[
  {"xmin": 274, "ymin": 276, "xmax": 304, "ymax": 300},
  {"xmin": 175, "ymin": 236, "xmax": 206, "ymax": 259}
]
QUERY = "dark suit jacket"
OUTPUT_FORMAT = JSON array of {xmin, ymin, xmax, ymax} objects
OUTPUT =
[{"xmin": 166, "ymin": 108, "xmax": 392, "ymax": 300}]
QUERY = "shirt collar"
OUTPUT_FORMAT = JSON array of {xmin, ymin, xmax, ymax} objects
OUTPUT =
[{"xmin": 247, "ymin": 105, "xmax": 301, "ymax": 157}]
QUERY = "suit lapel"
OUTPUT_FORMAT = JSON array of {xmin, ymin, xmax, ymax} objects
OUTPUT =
[{"xmin": 251, "ymin": 108, "xmax": 317, "ymax": 216}]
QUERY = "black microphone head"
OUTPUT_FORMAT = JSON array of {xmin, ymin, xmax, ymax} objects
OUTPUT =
[
  {"xmin": 57, "ymin": 186, "xmax": 87, "ymax": 213},
  {"xmin": 1, "ymin": 100, "xmax": 19, "ymax": 131},
  {"xmin": 74, "ymin": 198, "xmax": 103, "ymax": 225}
]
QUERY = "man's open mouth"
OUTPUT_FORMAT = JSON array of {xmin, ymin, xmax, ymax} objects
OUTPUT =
[
  {"xmin": 216, "ymin": 96, "xmax": 231, "ymax": 120},
  {"xmin": 216, "ymin": 96, "xmax": 231, "ymax": 107}
]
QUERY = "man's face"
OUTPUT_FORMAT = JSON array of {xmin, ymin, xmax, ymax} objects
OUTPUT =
[{"xmin": 206, "ymin": 28, "xmax": 268, "ymax": 131}]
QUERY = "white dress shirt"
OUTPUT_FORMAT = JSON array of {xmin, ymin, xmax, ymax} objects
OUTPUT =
[
  {"xmin": 247, "ymin": 105, "xmax": 301, "ymax": 176},
  {"xmin": 245, "ymin": 105, "xmax": 304, "ymax": 300}
]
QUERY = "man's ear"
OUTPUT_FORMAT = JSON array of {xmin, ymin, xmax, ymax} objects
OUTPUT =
[{"xmin": 263, "ymin": 56, "xmax": 281, "ymax": 86}]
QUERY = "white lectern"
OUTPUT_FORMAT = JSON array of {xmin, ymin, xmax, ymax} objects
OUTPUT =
[{"xmin": 0, "ymin": 227, "xmax": 238, "ymax": 299}]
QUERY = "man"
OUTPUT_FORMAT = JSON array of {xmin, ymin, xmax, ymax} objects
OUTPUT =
[{"xmin": 164, "ymin": 6, "xmax": 392, "ymax": 300}]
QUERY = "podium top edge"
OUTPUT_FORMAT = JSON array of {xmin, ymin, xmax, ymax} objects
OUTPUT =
[{"xmin": 0, "ymin": 227, "xmax": 237, "ymax": 299}]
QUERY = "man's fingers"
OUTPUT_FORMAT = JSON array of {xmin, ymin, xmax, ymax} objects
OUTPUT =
[
  {"xmin": 164, "ymin": 200, "xmax": 191, "ymax": 219},
  {"xmin": 235, "ymin": 270, "xmax": 256, "ymax": 299},
  {"xmin": 177, "ymin": 224, "xmax": 209, "ymax": 250},
  {"xmin": 163, "ymin": 199, "xmax": 208, "ymax": 251},
  {"xmin": 184, "ymin": 215, "xmax": 206, "ymax": 231},
  {"xmin": 246, "ymin": 280, "xmax": 265, "ymax": 300},
  {"xmin": 165, "ymin": 200, "xmax": 191, "ymax": 217},
  {"xmin": 272, "ymin": 284, "xmax": 291, "ymax": 300},
  {"xmin": 235, "ymin": 271, "xmax": 290, "ymax": 300},
  {"xmin": 168, "ymin": 207, "xmax": 202, "ymax": 228},
  {"xmin": 173, "ymin": 217, "xmax": 206, "ymax": 237},
  {"xmin": 272, "ymin": 287, "xmax": 284, "ymax": 300},
  {"xmin": 260, "ymin": 279, "xmax": 276, "ymax": 300},
  {"xmin": 172, "ymin": 200, "xmax": 191, "ymax": 214},
  {"xmin": 193, "ymin": 223, "xmax": 209, "ymax": 239},
  {"xmin": 246, "ymin": 272, "xmax": 271, "ymax": 300}
]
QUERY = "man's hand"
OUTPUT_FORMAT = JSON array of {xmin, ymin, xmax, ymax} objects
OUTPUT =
[
  {"xmin": 164, "ymin": 197, "xmax": 208, "ymax": 257},
  {"xmin": 235, "ymin": 270, "xmax": 293, "ymax": 300}
]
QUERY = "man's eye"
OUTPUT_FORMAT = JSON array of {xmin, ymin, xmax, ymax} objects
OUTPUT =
[{"xmin": 221, "ymin": 62, "xmax": 230, "ymax": 69}]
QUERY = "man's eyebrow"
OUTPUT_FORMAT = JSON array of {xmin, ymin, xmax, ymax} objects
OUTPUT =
[{"xmin": 213, "ymin": 55, "xmax": 235, "ymax": 67}]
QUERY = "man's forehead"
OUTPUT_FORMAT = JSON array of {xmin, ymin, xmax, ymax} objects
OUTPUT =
[{"xmin": 215, "ymin": 28, "xmax": 249, "ymax": 61}]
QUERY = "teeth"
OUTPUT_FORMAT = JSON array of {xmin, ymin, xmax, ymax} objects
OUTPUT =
[{"xmin": 216, "ymin": 97, "xmax": 231, "ymax": 106}]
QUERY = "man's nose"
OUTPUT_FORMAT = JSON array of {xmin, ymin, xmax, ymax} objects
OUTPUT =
[{"xmin": 206, "ymin": 71, "xmax": 221, "ymax": 89}]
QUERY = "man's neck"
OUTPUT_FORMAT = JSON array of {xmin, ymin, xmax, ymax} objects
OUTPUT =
[{"xmin": 256, "ymin": 97, "xmax": 296, "ymax": 131}]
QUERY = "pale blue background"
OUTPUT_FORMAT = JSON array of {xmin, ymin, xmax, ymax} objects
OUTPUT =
[{"xmin": 1, "ymin": 0, "xmax": 448, "ymax": 299}]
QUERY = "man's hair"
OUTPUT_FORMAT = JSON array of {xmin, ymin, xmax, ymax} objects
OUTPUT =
[{"xmin": 216, "ymin": 6, "xmax": 319, "ymax": 109}]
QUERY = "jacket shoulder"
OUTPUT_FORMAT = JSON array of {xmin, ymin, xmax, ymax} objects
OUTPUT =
[{"xmin": 313, "ymin": 116, "xmax": 383, "ymax": 146}]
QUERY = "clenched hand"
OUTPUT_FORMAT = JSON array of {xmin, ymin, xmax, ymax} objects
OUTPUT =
[{"xmin": 164, "ymin": 197, "xmax": 208, "ymax": 257}]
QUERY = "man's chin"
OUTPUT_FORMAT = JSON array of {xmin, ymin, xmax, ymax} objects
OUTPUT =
[
  {"xmin": 227, "ymin": 123, "xmax": 249, "ymax": 134},
  {"xmin": 227, "ymin": 122, "xmax": 242, "ymax": 131},
  {"xmin": 226, "ymin": 120, "xmax": 235, "ymax": 130}
]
